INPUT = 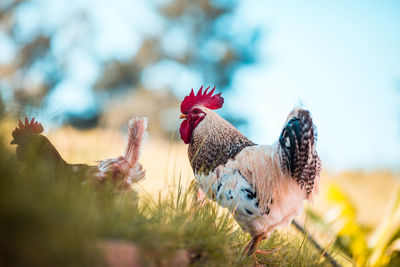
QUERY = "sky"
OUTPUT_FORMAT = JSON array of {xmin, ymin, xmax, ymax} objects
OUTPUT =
[
  {"xmin": 228, "ymin": 0, "xmax": 400, "ymax": 170},
  {"xmin": 1, "ymin": 0, "xmax": 400, "ymax": 171}
]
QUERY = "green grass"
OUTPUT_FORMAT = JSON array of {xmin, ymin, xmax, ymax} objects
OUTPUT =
[{"xmin": 0, "ymin": 129, "xmax": 339, "ymax": 267}]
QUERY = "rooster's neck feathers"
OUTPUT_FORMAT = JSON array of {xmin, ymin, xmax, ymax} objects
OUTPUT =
[{"xmin": 188, "ymin": 109, "xmax": 255, "ymax": 174}]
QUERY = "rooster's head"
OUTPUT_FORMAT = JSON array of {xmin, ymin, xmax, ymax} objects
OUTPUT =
[{"xmin": 179, "ymin": 86, "xmax": 224, "ymax": 144}]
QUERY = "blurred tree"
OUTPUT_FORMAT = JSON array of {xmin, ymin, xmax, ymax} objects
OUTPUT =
[
  {"xmin": 0, "ymin": 0, "xmax": 75, "ymax": 119},
  {"xmin": 0, "ymin": 0, "xmax": 260, "ymax": 134},
  {"xmin": 0, "ymin": 1, "xmax": 54, "ymax": 108},
  {"xmin": 96, "ymin": 0, "xmax": 260, "ymax": 92},
  {"xmin": 0, "ymin": 97, "xmax": 4, "ymax": 118}
]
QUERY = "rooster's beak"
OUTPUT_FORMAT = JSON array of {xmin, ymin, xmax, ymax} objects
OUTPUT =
[{"xmin": 180, "ymin": 114, "xmax": 187, "ymax": 119}]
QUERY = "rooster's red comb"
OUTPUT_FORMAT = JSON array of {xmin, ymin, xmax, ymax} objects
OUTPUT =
[
  {"xmin": 180, "ymin": 86, "xmax": 224, "ymax": 114},
  {"xmin": 11, "ymin": 116, "xmax": 44, "ymax": 144}
]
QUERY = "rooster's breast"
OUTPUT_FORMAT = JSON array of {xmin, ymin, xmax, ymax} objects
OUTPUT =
[{"xmin": 194, "ymin": 145, "xmax": 306, "ymax": 236}]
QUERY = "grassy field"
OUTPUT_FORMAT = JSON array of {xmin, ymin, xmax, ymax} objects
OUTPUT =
[
  {"xmin": 1, "ymin": 118, "xmax": 399, "ymax": 266},
  {"xmin": 43, "ymin": 124, "xmax": 399, "ymax": 226}
]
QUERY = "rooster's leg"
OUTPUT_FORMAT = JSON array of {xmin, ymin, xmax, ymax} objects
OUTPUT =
[
  {"xmin": 243, "ymin": 233, "xmax": 264, "ymax": 256},
  {"xmin": 243, "ymin": 233, "xmax": 280, "ymax": 258},
  {"xmin": 242, "ymin": 239, "xmax": 252, "ymax": 256}
]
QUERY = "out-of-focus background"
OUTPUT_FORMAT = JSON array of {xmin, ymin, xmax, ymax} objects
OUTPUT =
[{"xmin": 1, "ymin": 0, "xmax": 400, "ymax": 265}]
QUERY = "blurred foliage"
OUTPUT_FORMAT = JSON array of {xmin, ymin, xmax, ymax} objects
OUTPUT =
[
  {"xmin": 307, "ymin": 182, "xmax": 400, "ymax": 266},
  {"xmin": 0, "ymin": 0, "xmax": 260, "ymax": 131}
]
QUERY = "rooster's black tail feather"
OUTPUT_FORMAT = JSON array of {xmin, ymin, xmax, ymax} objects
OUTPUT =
[{"xmin": 279, "ymin": 108, "xmax": 321, "ymax": 196}]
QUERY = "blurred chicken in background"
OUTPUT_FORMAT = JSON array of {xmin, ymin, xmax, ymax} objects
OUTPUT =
[{"xmin": 11, "ymin": 116, "xmax": 147, "ymax": 189}]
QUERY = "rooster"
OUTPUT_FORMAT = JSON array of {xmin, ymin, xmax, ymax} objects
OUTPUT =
[
  {"xmin": 11, "ymin": 116, "xmax": 147, "ymax": 189},
  {"xmin": 179, "ymin": 86, "xmax": 321, "ymax": 259}
]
